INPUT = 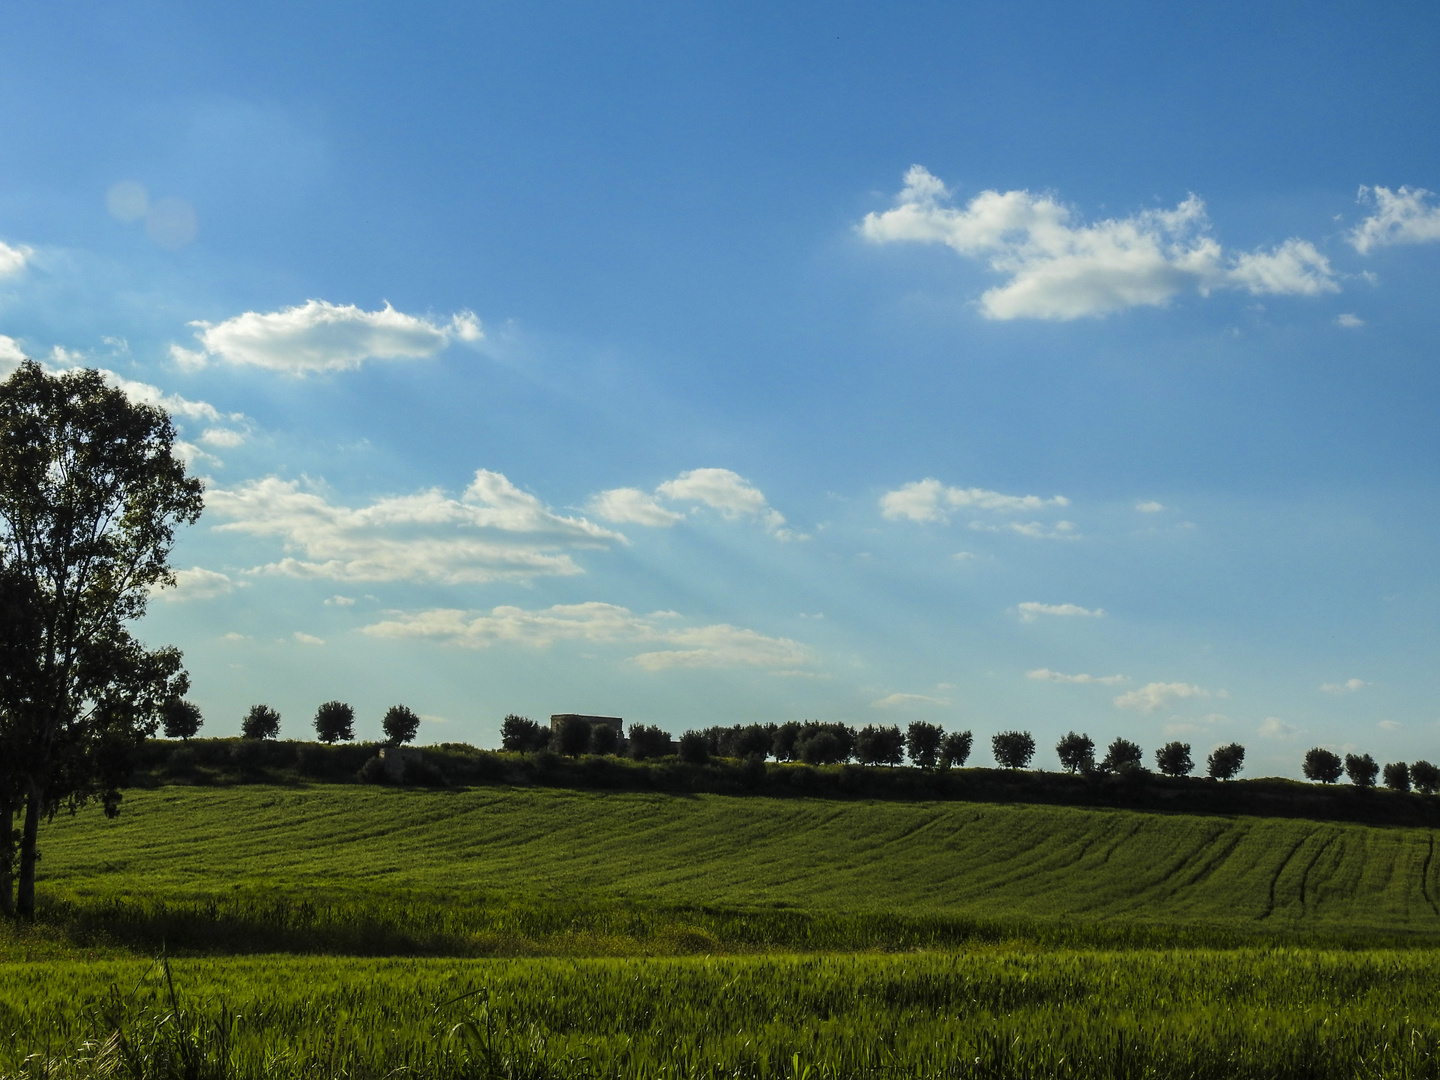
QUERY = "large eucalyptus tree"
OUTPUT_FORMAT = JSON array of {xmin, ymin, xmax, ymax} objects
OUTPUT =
[{"xmin": 0, "ymin": 360, "xmax": 202, "ymax": 917}]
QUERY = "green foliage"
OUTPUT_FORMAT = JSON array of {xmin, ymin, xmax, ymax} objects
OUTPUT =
[
  {"xmin": 1101, "ymin": 737, "xmax": 1144, "ymax": 774},
  {"xmin": 854, "ymin": 725, "xmax": 903, "ymax": 767},
  {"xmin": 161, "ymin": 700, "xmax": 203, "ymax": 741},
  {"xmin": 991, "ymin": 730, "xmax": 1035, "ymax": 769},
  {"xmin": 627, "ymin": 724, "xmax": 672, "ymax": 760},
  {"xmin": 589, "ymin": 721, "xmax": 620, "ymax": 755},
  {"xmin": 1208, "ymin": 743, "xmax": 1246, "ymax": 781},
  {"xmin": 240, "ymin": 705, "xmax": 280, "ymax": 740},
  {"xmin": 1412, "ymin": 760, "xmax": 1440, "ymax": 795},
  {"xmin": 1346, "ymin": 752, "xmax": 1379, "ymax": 788},
  {"xmin": 1383, "ymin": 761, "xmax": 1411, "ymax": 792},
  {"xmin": 500, "ymin": 714, "xmax": 547, "ymax": 752},
  {"xmin": 1056, "ymin": 731, "xmax": 1095, "ymax": 774},
  {"xmin": 6, "ymin": 948, "xmax": 1440, "ymax": 1079},
  {"xmin": 381, "ymin": 704, "xmax": 421, "ymax": 746},
  {"xmin": 553, "ymin": 715, "xmax": 592, "ymax": 757},
  {"xmin": 1156, "ymin": 741, "xmax": 1193, "ymax": 778},
  {"xmin": 677, "ymin": 730, "xmax": 709, "ymax": 765},
  {"xmin": 939, "ymin": 729, "xmax": 973, "ymax": 768},
  {"xmin": 904, "ymin": 721, "xmax": 943, "ymax": 769},
  {"xmin": 313, "ymin": 701, "xmax": 355, "ymax": 744},
  {"xmin": 1304, "ymin": 747, "xmax": 1344, "ymax": 784}
]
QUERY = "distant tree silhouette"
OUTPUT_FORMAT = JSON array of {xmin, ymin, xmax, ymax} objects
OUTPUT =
[
  {"xmin": 771, "ymin": 721, "xmax": 804, "ymax": 762},
  {"xmin": 162, "ymin": 699, "xmax": 203, "ymax": 741},
  {"xmin": 678, "ymin": 730, "xmax": 709, "ymax": 764},
  {"xmin": 905, "ymin": 721, "xmax": 944, "ymax": 769},
  {"xmin": 628, "ymin": 724, "xmax": 672, "ymax": 760},
  {"xmin": 382, "ymin": 705, "xmax": 421, "ymax": 746},
  {"xmin": 553, "ymin": 714, "xmax": 592, "ymax": 757},
  {"xmin": 940, "ymin": 730, "xmax": 973, "ymax": 769},
  {"xmin": 992, "ymin": 730, "xmax": 1035, "ymax": 769},
  {"xmin": 314, "ymin": 701, "xmax": 355, "ymax": 744},
  {"xmin": 589, "ymin": 722, "xmax": 620, "ymax": 756},
  {"xmin": 799, "ymin": 731, "xmax": 845, "ymax": 766},
  {"xmin": 1155, "ymin": 741, "xmax": 1193, "ymax": 778},
  {"xmin": 1410, "ymin": 760, "xmax": 1440, "ymax": 795},
  {"xmin": 241, "ymin": 704, "xmax": 280, "ymax": 740},
  {"xmin": 1345, "ymin": 752, "xmax": 1378, "ymax": 788},
  {"xmin": 1101, "ymin": 737, "xmax": 1144, "ymax": 774},
  {"xmin": 1055, "ymin": 731, "xmax": 1095, "ymax": 774},
  {"xmin": 1302, "ymin": 747, "xmax": 1343, "ymax": 784},
  {"xmin": 500, "ymin": 714, "xmax": 546, "ymax": 752},
  {"xmin": 1207, "ymin": 743, "xmax": 1245, "ymax": 781},
  {"xmin": 1382, "ymin": 761, "xmax": 1411, "ymax": 792}
]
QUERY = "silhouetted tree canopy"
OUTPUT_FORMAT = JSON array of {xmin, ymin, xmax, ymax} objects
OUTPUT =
[
  {"xmin": 939, "ymin": 730, "xmax": 973, "ymax": 769},
  {"xmin": 0, "ymin": 360, "xmax": 202, "ymax": 917},
  {"xmin": 1382, "ymin": 761, "xmax": 1411, "ymax": 792},
  {"xmin": 161, "ymin": 699, "xmax": 203, "ymax": 741},
  {"xmin": 1345, "ymin": 752, "xmax": 1378, "ymax": 789},
  {"xmin": 500, "ymin": 714, "xmax": 546, "ymax": 752},
  {"xmin": 1207, "ymin": 743, "xmax": 1245, "ymax": 781},
  {"xmin": 1155, "ymin": 741, "xmax": 1193, "ymax": 778},
  {"xmin": 1411, "ymin": 760, "xmax": 1440, "ymax": 795},
  {"xmin": 1055, "ymin": 731, "xmax": 1095, "ymax": 774},
  {"xmin": 241, "ymin": 705, "xmax": 281, "ymax": 740},
  {"xmin": 992, "ymin": 730, "xmax": 1035, "ymax": 769},
  {"xmin": 1303, "ymin": 747, "xmax": 1343, "ymax": 784},
  {"xmin": 1101, "ymin": 737, "xmax": 1144, "ymax": 774},
  {"xmin": 382, "ymin": 704, "xmax": 421, "ymax": 746},
  {"xmin": 905, "ymin": 721, "xmax": 943, "ymax": 769}
]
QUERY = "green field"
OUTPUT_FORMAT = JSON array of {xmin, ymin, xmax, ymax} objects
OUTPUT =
[{"xmin": 4, "ymin": 784, "xmax": 1440, "ymax": 1077}]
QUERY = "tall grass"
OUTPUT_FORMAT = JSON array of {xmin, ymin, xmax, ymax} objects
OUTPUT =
[{"xmin": 5, "ymin": 950, "xmax": 1440, "ymax": 1079}]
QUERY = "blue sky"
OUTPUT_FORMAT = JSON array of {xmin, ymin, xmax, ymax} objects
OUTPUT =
[{"xmin": 3, "ymin": 1, "xmax": 1439, "ymax": 775}]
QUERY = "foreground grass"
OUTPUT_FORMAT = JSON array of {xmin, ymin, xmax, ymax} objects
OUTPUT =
[
  {"xmin": 34, "ymin": 786, "xmax": 1440, "ymax": 937},
  {"xmin": 4, "ymin": 949, "xmax": 1440, "ymax": 1079}
]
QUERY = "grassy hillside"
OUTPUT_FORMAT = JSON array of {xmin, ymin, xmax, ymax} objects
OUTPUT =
[{"xmin": 32, "ymin": 785, "xmax": 1440, "ymax": 939}]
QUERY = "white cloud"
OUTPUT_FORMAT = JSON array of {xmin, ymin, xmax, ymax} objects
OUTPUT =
[
  {"xmin": 361, "ymin": 601, "xmax": 813, "ymax": 673},
  {"xmin": 880, "ymin": 478, "xmax": 1069, "ymax": 523},
  {"xmin": 1027, "ymin": 668, "xmax": 1127, "ymax": 685},
  {"xmin": 586, "ymin": 487, "xmax": 685, "ymax": 526},
  {"xmin": 590, "ymin": 468, "xmax": 795, "ymax": 537},
  {"xmin": 0, "ymin": 335, "xmax": 26, "ymax": 377},
  {"xmin": 1350, "ymin": 186, "xmax": 1440, "ymax": 254},
  {"xmin": 151, "ymin": 566, "xmax": 238, "ymax": 602},
  {"xmin": 221, "ymin": 632, "xmax": 250, "ymax": 643},
  {"xmin": 175, "ymin": 300, "xmax": 483, "ymax": 374},
  {"xmin": 871, "ymin": 692, "xmax": 951, "ymax": 708},
  {"xmin": 986, "ymin": 520, "xmax": 1078, "ymax": 540},
  {"xmin": 206, "ymin": 469, "xmax": 625, "ymax": 585},
  {"xmin": 860, "ymin": 167, "xmax": 1338, "ymax": 319},
  {"xmin": 293, "ymin": 631, "xmax": 325, "ymax": 646},
  {"xmin": 324, "ymin": 595, "xmax": 356, "ymax": 607},
  {"xmin": 1320, "ymin": 678, "xmax": 1367, "ymax": 694},
  {"xmin": 0, "ymin": 240, "xmax": 32, "ymax": 277},
  {"xmin": 1114, "ymin": 681, "xmax": 1208, "ymax": 713},
  {"xmin": 1379, "ymin": 720, "xmax": 1402, "ymax": 732},
  {"xmin": 1335, "ymin": 313, "xmax": 1365, "ymax": 328},
  {"xmin": 1135, "ymin": 500, "xmax": 1165, "ymax": 513},
  {"xmin": 1018, "ymin": 601, "xmax": 1105, "ymax": 622},
  {"xmin": 1258, "ymin": 716, "xmax": 1299, "ymax": 739}
]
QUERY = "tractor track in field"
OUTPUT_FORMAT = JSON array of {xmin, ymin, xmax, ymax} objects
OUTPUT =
[
  {"xmin": 1169, "ymin": 826, "xmax": 1246, "ymax": 896},
  {"xmin": 1421, "ymin": 835, "xmax": 1439, "ymax": 918},
  {"xmin": 1296, "ymin": 831, "xmax": 1339, "ymax": 913},
  {"xmin": 1260, "ymin": 833, "xmax": 1311, "ymax": 920}
]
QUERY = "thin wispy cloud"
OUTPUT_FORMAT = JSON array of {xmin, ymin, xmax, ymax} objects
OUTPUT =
[
  {"xmin": 1320, "ymin": 678, "xmax": 1368, "ymax": 694},
  {"xmin": 871, "ymin": 692, "xmax": 951, "ymax": 708},
  {"xmin": 880, "ymin": 478, "xmax": 1068, "ymax": 523},
  {"xmin": 207, "ymin": 469, "xmax": 623, "ymax": 585},
  {"xmin": 152, "ymin": 567, "xmax": 239, "ymax": 602},
  {"xmin": 861, "ymin": 166, "xmax": 1338, "ymax": 319},
  {"xmin": 1018, "ymin": 602, "xmax": 1105, "ymax": 622},
  {"xmin": 172, "ymin": 299, "xmax": 482, "ymax": 374},
  {"xmin": 1027, "ymin": 668, "xmax": 1127, "ymax": 685},
  {"xmin": 362, "ymin": 601, "xmax": 813, "ymax": 673},
  {"xmin": 1114, "ymin": 681, "xmax": 1209, "ymax": 713}
]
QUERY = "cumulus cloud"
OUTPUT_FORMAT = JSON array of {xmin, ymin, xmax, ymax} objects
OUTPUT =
[
  {"xmin": 0, "ymin": 240, "xmax": 32, "ymax": 277},
  {"xmin": 871, "ymin": 692, "xmax": 951, "ymax": 709},
  {"xmin": 1320, "ymin": 678, "xmax": 1367, "ymax": 694},
  {"xmin": 860, "ymin": 167, "xmax": 1338, "ymax": 319},
  {"xmin": 880, "ymin": 479, "xmax": 1069, "ymax": 523},
  {"xmin": 173, "ymin": 300, "xmax": 483, "ymax": 374},
  {"xmin": 1258, "ymin": 717, "xmax": 1299, "ymax": 739},
  {"xmin": 151, "ymin": 567, "xmax": 238, "ymax": 602},
  {"xmin": 206, "ymin": 469, "xmax": 624, "ymax": 585},
  {"xmin": 293, "ymin": 631, "xmax": 325, "ymax": 646},
  {"xmin": 1114, "ymin": 682, "xmax": 1209, "ymax": 713},
  {"xmin": 0, "ymin": 335, "xmax": 26, "ymax": 377},
  {"xmin": 361, "ymin": 601, "xmax": 813, "ymax": 673},
  {"xmin": 1018, "ymin": 602, "xmax": 1105, "ymax": 622},
  {"xmin": 1350, "ymin": 186, "xmax": 1440, "ymax": 254},
  {"xmin": 1135, "ymin": 501, "xmax": 1165, "ymax": 513},
  {"xmin": 589, "ymin": 468, "xmax": 796, "ymax": 538},
  {"xmin": 1027, "ymin": 668, "xmax": 1127, "ymax": 685}
]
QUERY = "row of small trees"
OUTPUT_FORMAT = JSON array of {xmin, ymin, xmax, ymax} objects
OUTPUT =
[
  {"xmin": 162, "ymin": 701, "xmax": 424, "ymax": 746},
  {"xmin": 498, "ymin": 716, "xmax": 1250, "ymax": 779},
  {"xmin": 1301, "ymin": 748, "xmax": 1439, "ymax": 793}
]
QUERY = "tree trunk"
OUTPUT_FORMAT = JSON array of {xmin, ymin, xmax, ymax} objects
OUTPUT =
[
  {"xmin": 16, "ymin": 780, "xmax": 41, "ymax": 919},
  {"xmin": 0, "ymin": 792, "xmax": 12, "ymax": 918}
]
